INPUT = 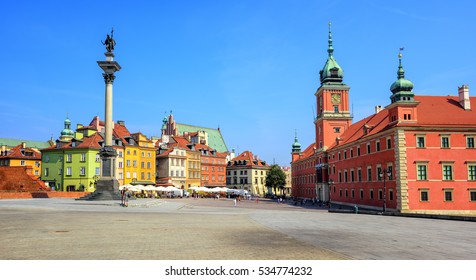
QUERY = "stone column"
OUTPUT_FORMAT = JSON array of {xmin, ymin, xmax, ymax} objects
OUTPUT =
[{"xmin": 78, "ymin": 52, "xmax": 121, "ymax": 201}]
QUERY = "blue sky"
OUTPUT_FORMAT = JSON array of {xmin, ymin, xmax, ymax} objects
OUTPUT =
[{"xmin": 1, "ymin": 0, "xmax": 475, "ymax": 166}]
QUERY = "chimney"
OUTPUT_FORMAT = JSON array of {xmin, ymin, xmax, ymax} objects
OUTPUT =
[
  {"xmin": 375, "ymin": 105, "xmax": 383, "ymax": 114},
  {"xmin": 458, "ymin": 85, "xmax": 471, "ymax": 110},
  {"xmin": 117, "ymin": 120, "xmax": 125, "ymax": 126},
  {"xmin": 21, "ymin": 142, "xmax": 26, "ymax": 148}
]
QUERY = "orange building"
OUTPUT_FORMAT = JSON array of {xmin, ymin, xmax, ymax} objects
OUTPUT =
[
  {"xmin": 291, "ymin": 26, "xmax": 476, "ymax": 215},
  {"xmin": 0, "ymin": 143, "xmax": 42, "ymax": 178}
]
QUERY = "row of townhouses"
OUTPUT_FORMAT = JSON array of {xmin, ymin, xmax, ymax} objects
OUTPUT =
[{"xmin": 1, "ymin": 113, "xmax": 291, "ymax": 197}]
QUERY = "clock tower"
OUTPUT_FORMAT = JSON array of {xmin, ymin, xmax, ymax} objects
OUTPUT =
[{"xmin": 315, "ymin": 23, "xmax": 352, "ymax": 151}]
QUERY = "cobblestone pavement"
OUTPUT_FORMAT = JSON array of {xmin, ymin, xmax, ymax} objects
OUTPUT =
[{"xmin": 1, "ymin": 197, "xmax": 475, "ymax": 260}]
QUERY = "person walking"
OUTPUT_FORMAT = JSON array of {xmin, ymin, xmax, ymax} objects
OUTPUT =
[
  {"xmin": 124, "ymin": 188, "xmax": 130, "ymax": 207},
  {"xmin": 120, "ymin": 188, "xmax": 126, "ymax": 206},
  {"xmin": 233, "ymin": 197, "xmax": 237, "ymax": 207}
]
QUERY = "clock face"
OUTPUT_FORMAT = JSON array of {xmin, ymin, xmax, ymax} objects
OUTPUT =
[{"xmin": 331, "ymin": 93, "xmax": 341, "ymax": 104}]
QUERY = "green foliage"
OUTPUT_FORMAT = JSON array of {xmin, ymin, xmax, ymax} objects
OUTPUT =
[{"xmin": 265, "ymin": 165, "xmax": 286, "ymax": 194}]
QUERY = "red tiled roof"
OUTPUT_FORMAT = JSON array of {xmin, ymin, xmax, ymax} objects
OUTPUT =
[
  {"xmin": 0, "ymin": 144, "xmax": 41, "ymax": 160},
  {"xmin": 0, "ymin": 166, "xmax": 49, "ymax": 191},
  {"xmin": 414, "ymin": 95, "xmax": 476, "ymax": 127},
  {"xmin": 231, "ymin": 151, "xmax": 268, "ymax": 166},
  {"xmin": 331, "ymin": 95, "xmax": 476, "ymax": 149}
]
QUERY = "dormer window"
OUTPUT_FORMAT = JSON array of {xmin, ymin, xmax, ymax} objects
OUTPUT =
[{"xmin": 330, "ymin": 67, "xmax": 339, "ymax": 77}]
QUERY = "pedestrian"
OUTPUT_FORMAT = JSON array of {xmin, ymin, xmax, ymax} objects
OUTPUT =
[
  {"xmin": 124, "ymin": 188, "xmax": 130, "ymax": 207},
  {"xmin": 120, "ymin": 188, "xmax": 125, "ymax": 206},
  {"xmin": 233, "ymin": 198, "xmax": 237, "ymax": 207}
]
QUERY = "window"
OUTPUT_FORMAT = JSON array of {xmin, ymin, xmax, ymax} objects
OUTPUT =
[
  {"xmin": 45, "ymin": 155, "xmax": 49, "ymax": 163},
  {"xmin": 126, "ymin": 160, "xmax": 130, "ymax": 167},
  {"xmin": 80, "ymin": 153, "xmax": 86, "ymax": 162},
  {"xmin": 467, "ymin": 137, "xmax": 475, "ymax": 148},
  {"xmin": 417, "ymin": 164, "xmax": 428, "ymax": 180},
  {"xmin": 420, "ymin": 189, "xmax": 429, "ymax": 202},
  {"xmin": 444, "ymin": 189, "xmax": 453, "ymax": 202},
  {"xmin": 443, "ymin": 164, "xmax": 453, "ymax": 181},
  {"xmin": 389, "ymin": 189, "xmax": 394, "ymax": 201},
  {"xmin": 66, "ymin": 154, "xmax": 72, "ymax": 162},
  {"xmin": 469, "ymin": 165, "xmax": 476, "ymax": 181},
  {"xmin": 95, "ymin": 167, "xmax": 100, "ymax": 176},
  {"xmin": 119, "ymin": 172, "xmax": 123, "ymax": 179},
  {"xmin": 66, "ymin": 167, "xmax": 72, "ymax": 176},
  {"xmin": 387, "ymin": 138, "xmax": 392, "ymax": 149},
  {"xmin": 370, "ymin": 189, "xmax": 374, "ymax": 199},
  {"xmin": 118, "ymin": 161, "xmax": 123, "ymax": 168},
  {"xmin": 376, "ymin": 141, "xmax": 381, "ymax": 152},
  {"xmin": 350, "ymin": 149, "xmax": 353, "ymax": 158},
  {"xmin": 133, "ymin": 160, "xmax": 137, "ymax": 167},
  {"xmin": 387, "ymin": 165, "xmax": 393, "ymax": 180},
  {"xmin": 45, "ymin": 168, "xmax": 49, "ymax": 177},
  {"xmin": 58, "ymin": 168, "xmax": 62, "ymax": 175},
  {"xmin": 80, "ymin": 167, "xmax": 86, "ymax": 176},
  {"xmin": 441, "ymin": 136, "xmax": 450, "ymax": 148},
  {"xmin": 126, "ymin": 171, "xmax": 130, "ymax": 178},
  {"xmin": 470, "ymin": 190, "xmax": 476, "ymax": 202},
  {"xmin": 351, "ymin": 170, "xmax": 355, "ymax": 182},
  {"xmin": 367, "ymin": 144, "xmax": 371, "ymax": 154},
  {"xmin": 118, "ymin": 151, "xmax": 123, "ymax": 158},
  {"xmin": 334, "ymin": 127, "xmax": 340, "ymax": 133},
  {"xmin": 367, "ymin": 167, "xmax": 372, "ymax": 182},
  {"xmin": 334, "ymin": 105, "xmax": 339, "ymax": 113},
  {"xmin": 377, "ymin": 166, "xmax": 382, "ymax": 181},
  {"xmin": 357, "ymin": 147, "xmax": 361, "ymax": 156},
  {"xmin": 96, "ymin": 154, "xmax": 100, "ymax": 162},
  {"xmin": 360, "ymin": 189, "xmax": 364, "ymax": 199},
  {"xmin": 416, "ymin": 136, "xmax": 425, "ymax": 148},
  {"xmin": 378, "ymin": 189, "xmax": 383, "ymax": 200},
  {"xmin": 357, "ymin": 168, "xmax": 362, "ymax": 182},
  {"xmin": 351, "ymin": 189, "xmax": 355, "ymax": 198}
]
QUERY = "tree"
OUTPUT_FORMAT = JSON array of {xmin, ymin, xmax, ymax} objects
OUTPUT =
[{"xmin": 265, "ymin": 164, "xmax": 287, "ymax": 196}]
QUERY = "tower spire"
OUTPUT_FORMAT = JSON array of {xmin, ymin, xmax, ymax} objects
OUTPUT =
[
  {"xmin": 397, "ymin": 47, "xmax": 405, "ymax": 79},
  {"xmin": 390, "ymin": 47, "xmax": 414, "ymax": 103},
  {"xmin": 327, "ymin": 22, "xmax": 334, "ymax": 57}
]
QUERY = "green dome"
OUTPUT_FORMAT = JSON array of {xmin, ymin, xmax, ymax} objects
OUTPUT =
[
  {"xmin": 389, "ymin": 51, "xmax": 415, "ymax": 103},
  {"xmin": 320, "ymin": 22, "xmax": 344, "ymax": 84},
  {"xmin": 390, "ymin": 53, "xmax": 414, "ymax": 94},
  {"xmin": 60, "ymin": 118, "xmax": 74, "ymax": 137},
  {"xmin": 292, "ymin": 132, "xmax": 301, "ymax": 153},
  {"xmin": 390, "ymin": 77, "xmax": 414, "ymax": 94}
]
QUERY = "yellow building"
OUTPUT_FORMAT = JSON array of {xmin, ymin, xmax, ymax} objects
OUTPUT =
[
  {"xmin": 186, "ymin": 144, "xmax": 201, "ymax": 189},
  {"xmin": 122, "ymin": 132, "xmax": 156, "ymax": 185}
]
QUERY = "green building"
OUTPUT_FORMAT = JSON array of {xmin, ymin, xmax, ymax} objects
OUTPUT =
[{"xmin": 41, "ymin": 118, "xmax": 102, "ymax": 192}]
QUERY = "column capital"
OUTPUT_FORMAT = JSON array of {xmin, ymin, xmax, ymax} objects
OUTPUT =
[{"xmin": 103, "ymin": 73, "xmax": 116, "ymax": 84}]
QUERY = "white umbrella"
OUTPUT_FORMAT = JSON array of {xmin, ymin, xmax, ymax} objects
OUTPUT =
[
  {"xmin": 144, "ymin": 186, "xmax": 158, "ymax": 191},
  {"xmin": 164, "ymin": 186, "xmax": 179, "ymax": 192},
  {"xmin": 119, "ymin": 183, "xmax": 133, "ymax": 190}
]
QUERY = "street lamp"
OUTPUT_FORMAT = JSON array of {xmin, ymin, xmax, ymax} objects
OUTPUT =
[{"xmin": 379, "ymin": 168, "xmax": 392, "ymax": 213}]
